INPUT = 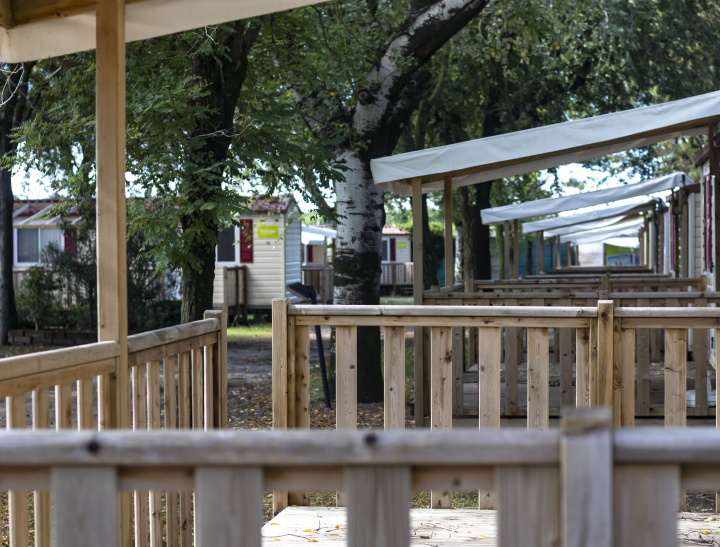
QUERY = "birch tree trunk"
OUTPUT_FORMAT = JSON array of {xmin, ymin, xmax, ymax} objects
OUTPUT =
[{"xmin": 333, "ymin": 151, "xmax": 384, "ymax": 402}]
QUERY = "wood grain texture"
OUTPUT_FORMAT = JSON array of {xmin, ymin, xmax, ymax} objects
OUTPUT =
[
  {"xmin": 191, "ymin": 347, "xmax": 203, "ymax": 430},
  {"xmin": 286, "ymin": 316, "xmax": 296, "ymax": 431},
  {"xmin": 195, "ymin": 467, "xmax": 262, "ymax": 547},
  {"xmin": 163, "ymin": 356, "xmax": 179, "ymax": 547},
  {"xmin": 203, "ymin": 310, "xmax": 227, "ymax": 428},
  {"xmin": 619, "ymin": 326, "xmax": 635, "ymax": 427},
  {"xmin": 694, "ymin": 298, "xmax": 708, "ymax": 416},
  {"xmin": 203, "ymin": 344, "xmax": 214, "ymax": 431},
  {"xmin": 53, "ymin": 467, "xmax": 118, "ymax": 547},
  {"xmin": 497, "ymin": 465, "xmax": 560, "ymax": 547},
  {"xmin": 576, "ymin": 328, "xmax": 590, "ymax": 408},
  {"xmin": 272, "ymin": 298, "xmax": 289, "ymax": 431},
  {"xmin": 504, "ymin": 297, "xmax": 519, "ymax": 416},
  {"xmin": 527, "ymin": 328, "xmax": 549, "ymax": 430},
  {"xmin": 614, "ymin": 465, "xmax": 679, "ymax": 547},
  {"xmin": 562, "ymin": 408, "xmax": 612, "ymax": 547},
  {"xmin": 384, "ymin": 327, "xmax": 405, "ymax": 430},
  {"xmin": 55, "ymin": 383, "xmax": 72, "ymax": 430},
  {"xmin": 77, "ymin": 377, "xmax": 94, "ymax": 430},
  {"xmin": 32, "ymin": 389, "xmax": 51, "ymax": 547},
  {"xmin": 430, "ymin": 325, "xmax": 453, "ymax": 508},
  {"xmin": 7, "ymin": 394, "xmax": 29, "ymax": 547},
  {"xmin": 597, "ymin": 301, "xmax": 614, "ymax": 408},
  {"xmin": 147, "ymin": 360, "xmax": 162, "ymax": 547},
  {"xmin": 346, "ymin": 466, "xmax": 411, "ymax": 547},
  {"xmin": 294, "ymin": 325, "xmax": 310, "ymax": 429},
  {"xmin": 133, "ymin": 364, "xmax": 149, "ymax": 547},
  {"xmin": 559, "ymin": 300, "xmax": 573, "ymax": 408},
  {"xmin": 337, "ymin": 326, "xmax": 358, "ymax": 430},
  {"xmin": 478, "ymin": 327, "xmax": 501, "ymax": 509},
  {"xmin": 636, "ymin": 298, "xmax": 650, "ymax": 416},
  {"xmin": 664, "ymin": 329, "xmax": 687, "ymax": 427}
]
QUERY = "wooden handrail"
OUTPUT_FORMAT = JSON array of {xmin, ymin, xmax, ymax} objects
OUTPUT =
[
  {"xmin": 288, "ymin": 304, "xmax": 596, "ymax": 317},
  {"xmin": 127, "ymin": 318, "xmax": 220, "ymax": 353}
]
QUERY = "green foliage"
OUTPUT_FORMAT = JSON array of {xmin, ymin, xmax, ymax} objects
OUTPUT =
[{"xmin": 16, "ymin": 264, "xmax": 60, "ymax": 331}]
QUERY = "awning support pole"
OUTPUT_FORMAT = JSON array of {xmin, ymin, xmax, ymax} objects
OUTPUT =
[
  {"xmin": 503, "ymin": 220, "xmax": 511, "ymax": 279},
  {"xmin": 536, "ymin": 231, "xmax": 544, "ymax": 274},
  {"xmin": 513, "ymin": 219, "xmax": 520, "ymax": 278},
  {"xmin": 412, "ymin": 178, "xmax": 424, "ymax": 427},
  {"xmin": 444, "ymin": 175, "xmax": 453, "ymax": 286}
]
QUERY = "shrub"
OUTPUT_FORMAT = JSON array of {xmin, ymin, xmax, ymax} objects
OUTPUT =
[{"xmin": 16, "ymin": 265, "xmax": 61, "ymax": 330}]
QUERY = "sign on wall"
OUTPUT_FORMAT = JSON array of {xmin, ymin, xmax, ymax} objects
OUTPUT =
[
  {"xmin": 397, "ymin": 241, "xmax": 407, "ymax": 249},
  {"xmin": 258, "ymin": 225, "xmax": 279, "ymax": 239}
]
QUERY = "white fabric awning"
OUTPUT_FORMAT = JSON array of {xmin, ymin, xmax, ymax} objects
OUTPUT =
[
  {"xmin": 522, "ymin": 199, "xmax": 660, "ymax": 235},
  {"xmin": 303, "ymin": 225, "xmax": 337, "ymax": 238},
  {"xmin": 543, "ymin": 216, "xmax": 629, "ymax": 238},
  {"xmin": 480, "ymin": 173, "xmax": 688, "ymax": 225},
  {"xmin": 560, "ymin": 219, "xmax": 644, "ymax": 244},
  {"xmin": 0, "ymin": 0, "xmax": 328, "ymax": 63},
  {"xmin": 371, "ymin": 91, "xmax": 720, "ymax": 196}
]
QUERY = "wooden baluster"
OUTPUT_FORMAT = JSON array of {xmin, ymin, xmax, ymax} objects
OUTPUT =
[
  {"xmin": 527, "ymin": 328, "xmax": 550, "ymax": 430},
  {"xmin": 55, "ymin": 383, "xmax": 72, "ymax": 430},
  {"xmin": 636, "ymin": 297, "xmax": 651, "ymax": 416},
  {"xmin": 430, "ymin": 325, "xmax": 453, "ymax": 508},
  {"xmin": 191, "ymin": 347, "xmax": 203, "ymax": 430},
  {"xmin": 289, "ymin": 324, "xmax": 310, "ymax": 507},
  {"xmin": 576, "ymin": 328, "xmax": 591, "ymax": 408},
  {"xmin": 177, "ymin": 352, "xmax": 192, "ymax": 546},
  {"xmin": 147, "ymin": 360, "xmax": 162, "ymax": 546},
  {"xmin": 451, "ymin": 300, "xmax": 463, "ymax": 416},
  {"xmin": 77, "ymin": 377, "xmax": 94, "ymax": 430},
  {"xmin": 164, "ymin": 356, "xmax": 179, "ymax": 547},
  {"xmin": 53, "ymin": 468, "xmax": 118, "ymax": 547},
  {"xmin": 195, "ymin": 468, "xmax": 262, "ymax": 547},
  {"xmin": 203, "ymin": 343, "xmax": 214, "ymax": 431},
  {"xmin": 497, "ymin": 465, "xmax": 560, "ymax": 547},
  {"xmin": 693, "ymin": 297, "xmax": 709, "ymax": 417},
  {"xmin": 32, "ymin": 389, "xmax": 51, "ymax": 547},
  {"xmin": 286, "ymin": 316, "xmax": 296, "ymax": 432},
  {"xmin": 504, "ymin": 298, "xmax": 519, "ymax": 416},
  {"xmin": 336, "ymin": 325, "xmax": 358, "ymax": 507},
  {"xmin": 614, "ymin": 465, "xmax": 680, "ymax": 547},
  {"xmin": 384, "ymin": 326, "xmax": 405, "ymax": 430},
  {"xmin": 6, "ymin": 394, "xmax": 28, "ymax": 547},
  {"xmin": 271, "ymin": 298, "xmax": 289, "ymax": 512},
  {"xmin": 204, "ymin": 309, "xmax": 227, "ymax": 428},
  {"xmin": 559, "ymin": 298, "xmax": 573, "ymax": 408},
  {"xmin": 665, "ymin": 327, "xmax": 687, "ymax": 511},
  {"xmin": 562, "ymin": 408, "xmax": 612, "ymax": 547},
  {"xmin": 346, "ymin": 466, "xmax": 411, "ymax": 547},
  {"xmin": 133, "ymin": 365, "xmax": 149, "ymax": 547},
  {"xmin": 478, "ymin": 327, "xmax": 501, "ymax": 509},
  {"xmin": 596, "ymin": 301, "xmax": 614, "ymax": 408}
]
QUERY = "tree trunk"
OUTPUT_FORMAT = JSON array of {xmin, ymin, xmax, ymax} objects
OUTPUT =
[
  {"xmin": 0, "ymin": 165, "xmax": 17, "ymax": 343},
  {"xmin": 333, "ymin": 150, "xmax": 384, "ymax": 402},
  {"xmin": 458, "ymin": 182, "xmax": 492, "ymax": 282}
]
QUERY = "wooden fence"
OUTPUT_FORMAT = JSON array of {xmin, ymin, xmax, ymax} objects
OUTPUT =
[
  {"xmin": 0, "ymin": 408, "xmax": 715, "ymax": 547},
  {"xmin": 0, "ymin": 309, "xmax": 227, "ymax": 547},
  {"xmin": 380, "ymin": 262, "xmax": 413, "ymax": 291},
  {"xmin": 213, "ymin": 265, "xmax": 247, "ymax": 322}
]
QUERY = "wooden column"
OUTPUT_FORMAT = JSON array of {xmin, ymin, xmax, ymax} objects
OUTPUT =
[
  {"xmin": 566, "ymin": 241, "xmax": 571, "ymax": 268},
  {"xmin": 96, "ymin": 2, "xmax": 131, "ymax": 545},
  {"xmin": 444, "ymin": 175, "xmax": 453, "ymax": 286},
  {"xmin": 503, "ymin": 220, "xmax": 511, "ymax": 279},
  {"xmin": 513, "ymin": 219, "xmax": 520, "ymax": 278},
  {"xmin": 536, "ymin": 231, "xmax": 544, "ymax": 274},
  {"xmin": 412, "ymin": 178, "xmax": 425, "ymax": 427},
  {"xmin": 680, "ymin": 192, "xmax": 688, "ymax": 277}
]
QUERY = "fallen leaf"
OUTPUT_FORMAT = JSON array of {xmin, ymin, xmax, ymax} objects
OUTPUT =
[
  {"xmin": 302, "ymin": 529, "xmax": 314, "ymax": 533},
  {"xmin": 707, "ymin": 517, "xmax": 717, "ymax": 522},
  {"xmin": 270, "ymin": 523, "xmax": 279, "ymax": 526},
  {"xmin": 702, "ymin": 530, "xmax": 710, "ymax": 534},
  {"xmin": 334, "ymin": 525, "xmax": 340, "ymax": 529},
  {"xmin": 308, "ymin": 540, "xmax": 318, "ymax": 543},
  {"xmin": 420, "ymin": 536, "xmax": 431, "ymax": 539},
  {"xmin": 273, "ymin": 539, "xmax": 280, "ymax": 542}
]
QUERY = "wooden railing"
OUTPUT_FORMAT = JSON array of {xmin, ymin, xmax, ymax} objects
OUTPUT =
[
  {"xmin": 0, "ymin": 408, "xmax": 715, "ymax": 547},
  {"xmin": 470, "ymin": 274, "xmax": 706, "ymax": 293},
  {"xmin": 302, "ymin": 264, "xmax": 334, "ymax": 304},
  {"xmin": 0, "ymin": 309, "xmax": 227, "ymax": 547},
  {"xmin": 380, "ymin": 262, "xmax": 413, "ymax": 289}
]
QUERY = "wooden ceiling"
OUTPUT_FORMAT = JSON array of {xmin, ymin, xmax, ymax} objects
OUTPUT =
[{"xmin": 1, "ymin": 0, "xmax": 147, "ymax": 28}]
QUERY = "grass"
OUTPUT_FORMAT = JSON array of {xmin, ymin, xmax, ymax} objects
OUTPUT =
[
  {"xmin": 226, "ymin": 322, "xmax": 273, "ymax": 343},
  {"xmin": 380, "ymin": 296, "xmax": 413, "ymax": 306}
]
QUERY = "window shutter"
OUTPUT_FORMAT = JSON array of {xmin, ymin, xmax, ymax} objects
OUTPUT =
[
  {"xmin": 240, "ymin": 219, "xmax": 253, "ymax": 263},
  {"xmin": 307, "ymin": 244, "xmax": 313, "ymax": 263},
  {"xmin": 390, "ymin": 238, "xmax": 396, "ymax": 262},
  {"xmin": 64, "ymin": 232, "xmax": 77, "ymax": 257}
]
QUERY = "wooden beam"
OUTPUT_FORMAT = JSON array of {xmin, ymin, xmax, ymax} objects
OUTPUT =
[
  {"xmin": 412, "ymin": 178, "xmax": 424, "ymax": 427},
  {"xmin": 0, "ymin": 0, "xmax": 13, "ymax": 28},
  {"xmin": 444, "ymin": 175, "xmax": 453, "ymax": 286},
  {"xmin": 710, "ymin": 124, "xmax": 720, "ymax": 289},
  {"xmin": 11, "ymin": 0, "xmax": 150, "ymax": 29}
]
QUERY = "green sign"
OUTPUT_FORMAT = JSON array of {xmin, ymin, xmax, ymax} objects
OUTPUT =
[
  {"xmin": 258, "ymin": 225, "xmax": 279, "ymax": 238},
  {"xmin": 397, "ymin": 241, "xmax": 407, "ymax": 249}
]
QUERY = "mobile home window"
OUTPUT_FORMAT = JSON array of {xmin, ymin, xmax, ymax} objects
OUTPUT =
[
  {"xmin": 381, "ymin": 239, "xmax": 389, "ymax": 262},
  {"xmin": 16, "ymin": 228, "xmax": 63, "ymax": 265},
  {"xmin": 217, "ymin": 227, "xmax": 236, "ymax": 262}
]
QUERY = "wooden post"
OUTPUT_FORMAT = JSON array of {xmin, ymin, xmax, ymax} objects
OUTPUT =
[
  {"xmin": 709, "ymin": 124, "xmax": 720, "ymax": 289},
  {"xmin": 595, "ymin": 301, "xmax": 614, "ymax": 408},
  {"xmin": 561, "ymin": 408, "xmax": 612, "ymax": 547},
  {"xmin": 271, "ymin": 298, "xmax": 289, "ymax": 514},
  {"xmin": 680, "ymin": 192, "xmax": 688, "ymax": 277},
  {"xmin": 503, "ymin": 220, "xmax": 511, "ymax": 279},
  {"xmin": 565, "ymin": 241, "xmax": 571, "ymax": 268},
  {"xmin": 444, "ymin": 175, "xmax": 453, "ymax": 286},
  {"xmin": 478, "ymin": 327, "xmax": 501, "ymax": 509},
  {"xmin": 536, "ymin": 231, "xmax": 544, "ymax": 274},
  {"xmin": 96, "ymin": 2, "xmax": 130, "ymax": 545},
  {"xmin": 513, "ymin": 219, "xmax": 520, "ymax": 278},
  {"xmin": 204, "ymin": 309, "xmax": 227, "ymax": 428},
  {"xmin": 412, "ymin": 178, "xmax": 425, "ymax": 427},
  {"xmin": 430, "ymin": 325, "xmax": 452, "ymax": 508}
]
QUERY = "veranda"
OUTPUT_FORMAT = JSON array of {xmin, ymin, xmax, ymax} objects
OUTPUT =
[{"xmin": 0, "ymin": 2, "xmax": 720, "ymax": 547}]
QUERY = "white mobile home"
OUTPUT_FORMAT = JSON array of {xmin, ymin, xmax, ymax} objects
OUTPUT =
[{"xmin": 213, "ymin": 195, "xmax": 302, "ymax": 311}]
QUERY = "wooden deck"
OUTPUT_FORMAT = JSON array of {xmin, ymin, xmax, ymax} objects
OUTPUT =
[{"xmin": 263, "ymin": 507, "xmax": 720, "ymax": 546}]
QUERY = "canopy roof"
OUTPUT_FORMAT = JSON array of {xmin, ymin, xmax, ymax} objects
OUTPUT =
[
  {"xmin": 559, "ymin": 219, "xmax": 644, "ymax": 244},
  {"xmin": 522, "ymin": 198, "xmax": 660, "ymax": 235},
  {"xmin": 480, "ymin": 172, "xmax": 688, "ymax": 225},
  {"xmin": 0, "ymin": 0, "xmax": 325, "ymax": 63},
  {"xmin": 371, "ymin": 91, "xmax": 720, "ymax": 196}
]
